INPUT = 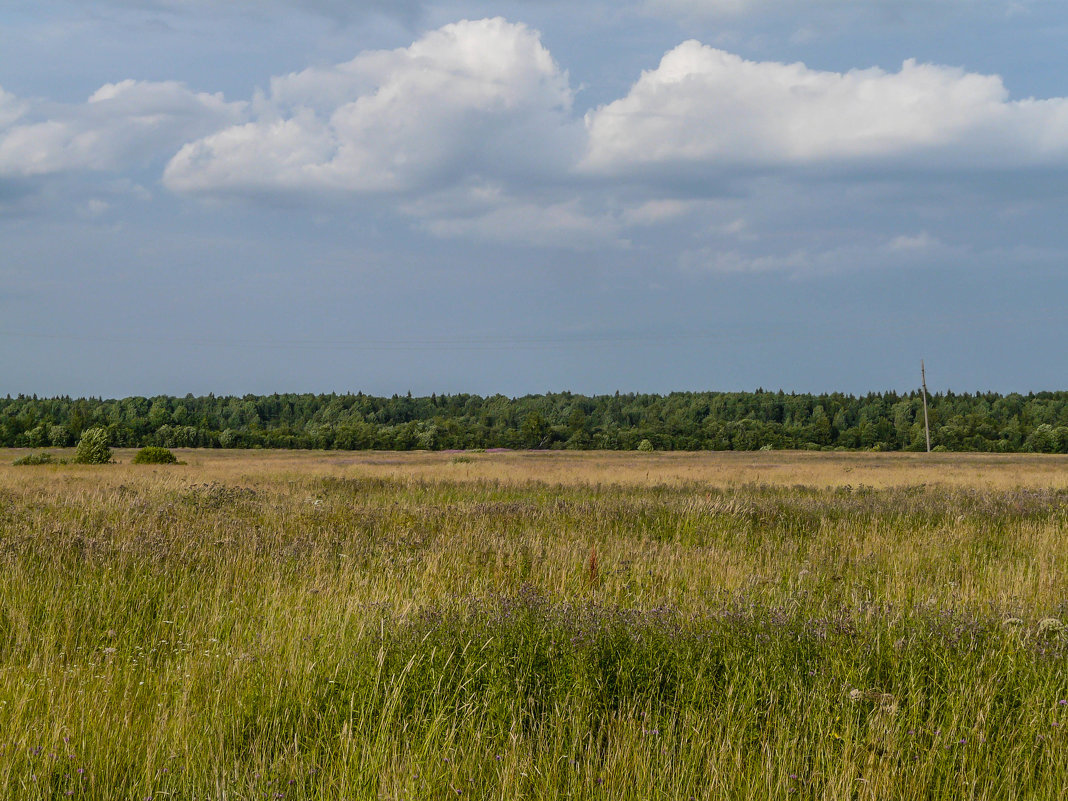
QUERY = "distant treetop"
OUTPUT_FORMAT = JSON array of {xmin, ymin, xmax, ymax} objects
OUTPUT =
[{"xmin": 2, "ymin": 390, "xmax": 1066, "ymax": 453}]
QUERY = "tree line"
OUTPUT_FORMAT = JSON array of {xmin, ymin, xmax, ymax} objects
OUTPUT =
[{"xmin": 3, "ymin": 389, "xmax": 1068, "ymax": 453}]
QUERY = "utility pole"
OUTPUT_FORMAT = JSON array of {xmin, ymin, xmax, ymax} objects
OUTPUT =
[{"xmin": 920, "ymin": 360, "xmax": 931, "ymax": 453}]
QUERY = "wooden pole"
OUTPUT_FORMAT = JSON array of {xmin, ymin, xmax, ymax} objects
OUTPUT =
[{"xmin": 921, "ymin": 360, "xmax": 931, "ymax": 453}]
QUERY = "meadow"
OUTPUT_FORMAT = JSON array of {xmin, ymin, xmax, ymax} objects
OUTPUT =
[{"xmin": 2, "ymin": 448, "xmax": 1068, "ymax": 799}]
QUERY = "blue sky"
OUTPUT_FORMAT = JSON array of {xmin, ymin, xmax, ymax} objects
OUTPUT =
[{"xmin": 2, "ymin": 0, "xmax": 1067, "ymax": 398}]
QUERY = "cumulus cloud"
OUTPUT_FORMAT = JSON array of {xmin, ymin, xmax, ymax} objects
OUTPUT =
[
  {"xmin": 582, "ymin": 42, "xmax": 1068, "ymax": 175},
  {"xmin": 0, "ymin": 80, "xmax": 244, "ymax": 177},
  {"xmin": 9, "ymin": 20, "xmax": 1068, "ymax": 253},
  {"xmin": 163, "ymin": 18, "xmax": 580, "ymax": 196}
]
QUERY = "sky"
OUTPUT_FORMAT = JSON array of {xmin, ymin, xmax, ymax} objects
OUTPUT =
[{"xmin": 2, "ymin": 0, "xmax": 1068, "ymax": 398}]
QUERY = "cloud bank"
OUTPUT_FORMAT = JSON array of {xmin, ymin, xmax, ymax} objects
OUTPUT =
[
  {"xmin": 5, "ymin": 18, "xmax": 1068, "ymax": 256},
  {"xmin": 0, "ymin": 80, "xmax": 243, "ymax": 178}
]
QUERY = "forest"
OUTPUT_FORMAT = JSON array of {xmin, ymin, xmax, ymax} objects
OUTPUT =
[{"xmin": 3, "ymin": 389, "xmax": 1068, "ymax": 453}]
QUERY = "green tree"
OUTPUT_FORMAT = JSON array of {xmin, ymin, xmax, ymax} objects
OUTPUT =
[
  {"xmin": 1026, "ymin": 424, "xmax": 1057, "ymax": 453},
  {"xmin": 809, "ymin": 406, "xmax": 832, "ymax": 446},
  {"xmin": 26, "ymin": 424, "xmax": 48, "ymax": 448},
  {"xmin": 521, "ymin": 412, "xmax": 549, "ymax": 448},
  {"xmin": 73, "ymin": 427, "xmax": 112, "ymax": 464},
  {"xmin": 148, "ymin": 399, "xmax": 172, "ymax": 429},
  {"xmin": 48, "ymin": 424, "xmax": 71, "ymax": 447}
]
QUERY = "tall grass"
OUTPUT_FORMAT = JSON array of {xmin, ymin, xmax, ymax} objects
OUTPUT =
[{"xmin": 2, "ymin": 450, "xmax": 1068, "ymax": 798}]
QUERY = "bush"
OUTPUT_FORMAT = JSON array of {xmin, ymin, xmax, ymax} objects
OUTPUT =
[
  {"xmin": 13, "ymin": 452, "xmax": 59, "ymax": 466},
  {"xmin": 637, "ymin": 439, "xmax": 654, "ymax": 452},
  {"xmin": 132, "ymin": 446, "xmax": 178, "ymax": 464},
  {"xmin": 73, "ymin": 427, "xmax": 112, "ymax": 464}
]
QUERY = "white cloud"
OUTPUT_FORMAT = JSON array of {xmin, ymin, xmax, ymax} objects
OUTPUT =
[
  {"xmin": 680, "ymin": 247, "xmax": 810, "ymax": 274},
  {"xmin": 10, "ymin": 21, "xmax": 1066, "ymax": 254},
  {"xmin": 888, "ymin": 231, "xmax": 939, "ymax": 252},
  {"xmin": 0, "ymin": 80, "xmax": 244, "ymax": 177},
  {"xmin": 164, "ymin": 18, "xmax": 580, "ymax": 196},
  {"xmin": 78, "ymin": 198, "xmax": 111, "ymax": 219},
  {"xmin": 680, "ymin": 231, "xmax": 957, "ymax": 275},
  {"xmin": 395, "ymin": 178, "xmax": 622, "ymax": 248},
  {"xmin": 622, "ymin": 198, "xmax": 700, "ymax": 225},
  {"xmin": 0, "ymin": 86, "xmax": 26, "ymax": 129},
  {"xmin": 421, "ymin": 197, "xmax": 621, "ymax": 249},
  {"xmin": 583, "ymin": 42, "xmax": 1068, "ymax": 174}
]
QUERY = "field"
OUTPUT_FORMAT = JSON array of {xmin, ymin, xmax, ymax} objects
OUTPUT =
[{"xmin": 2, "ymin": 449, "xmax": 1068, "ymax": 799}]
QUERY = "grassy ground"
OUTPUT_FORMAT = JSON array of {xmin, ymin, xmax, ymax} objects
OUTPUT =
[{"xmin": 2, "ymin": 449, "xmax": 1068, "ymax": 799}]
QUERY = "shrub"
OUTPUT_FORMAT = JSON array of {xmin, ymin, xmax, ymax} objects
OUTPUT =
[
  {"xmin": 73, "ymin": 427, "xmax": 112, "ymax": 464},
  {"xmin": 637, "ymin": 439, "xmax": 654, "ymax": 452},
  {"xmin": 133, "ymin": 446, "xmax": 178, "ymax": 464},
  {"xmin": 13, "ymin": 452, "xmax": 58, "ymax": 466},
  {"xmin": 26, "ymin": 425, "xmax": 49, "ymax": 448}
]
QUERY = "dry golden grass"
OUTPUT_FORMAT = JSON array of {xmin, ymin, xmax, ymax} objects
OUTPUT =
[{"xmin": 7, "ymin": 446, "xmax": 1067, "ymax": 490}]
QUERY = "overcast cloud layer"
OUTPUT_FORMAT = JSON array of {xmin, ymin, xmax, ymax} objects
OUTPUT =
[{"xmin": 2, "ymin": 1, "xmax": 1067, "ymax": 396}]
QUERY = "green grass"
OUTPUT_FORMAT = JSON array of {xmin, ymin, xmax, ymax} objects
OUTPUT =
[{"xmin": 2, "ymin": 453, "xmax": 1068, "ymax": 798}]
